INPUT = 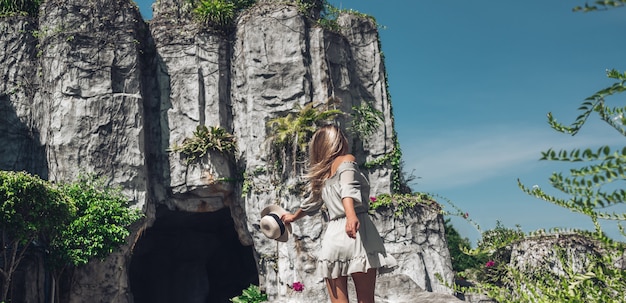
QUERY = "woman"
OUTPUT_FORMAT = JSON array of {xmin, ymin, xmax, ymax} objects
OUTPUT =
[{"xmin": 281, "ymin": 124, "xmax": 396, "ymax": 303}]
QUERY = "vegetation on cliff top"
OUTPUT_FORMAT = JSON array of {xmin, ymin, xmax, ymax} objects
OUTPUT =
[{"xmin": 189, "ymin": 0, "xmax": 376, "ymax": 32}]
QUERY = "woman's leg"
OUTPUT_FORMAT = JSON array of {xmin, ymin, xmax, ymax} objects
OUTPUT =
[
  {"xmin": 352, "ymin": 268, "xmax": 376, "ymax": 303},
  {"xmin": 326, "ymin": 276, "xmax": 349, "ymax": 303}
]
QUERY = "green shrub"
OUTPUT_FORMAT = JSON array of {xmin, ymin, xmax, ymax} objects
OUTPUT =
[
  {"xmin": 230, "ymin": 284, "xmax": 267, "ymax": 303},
  {"xmin": 444, "ymin": 218, "xmax": 489, "ymax": 273},
  {"xmin": 50, "ymin": 174, "xmax": 143, "ymax": 267},
  {"xmin": 192, "ymin": 0, "xmax": 255, "ymax": 29}
]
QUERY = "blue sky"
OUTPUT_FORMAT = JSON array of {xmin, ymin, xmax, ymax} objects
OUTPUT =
[{"xmin": 135, "ymin": 1, "xmax": 626, "ymax": 244}]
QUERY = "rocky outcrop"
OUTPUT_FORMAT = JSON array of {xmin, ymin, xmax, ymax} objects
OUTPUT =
[
  {"xmin": 0, "ymin": 0, "xmax": 456, "ymax": 302},
  {"xmin": 459, "ymin": 233, "xmax": 626, "ymax": 303},
  {"xmin": 510, "ymin": 233, "xmax": 625, "ymax": 282},
  {"xmin": 374, "ymin": 204, "xmax": 455, "ymax": 294},
  {"xmin": 35, "ymin": 0, "xmax": 151, "ymax": 204}
]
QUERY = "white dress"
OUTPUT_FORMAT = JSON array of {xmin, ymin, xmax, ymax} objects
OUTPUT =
[{"xmin": 300, "ymin": 161, "xmax": 397, "ymax": 279}]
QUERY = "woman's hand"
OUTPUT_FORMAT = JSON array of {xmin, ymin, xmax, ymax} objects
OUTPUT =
[
  {"xmin": 281, "ymin": 208, "xmax": 304, "ymax": 224},
  {"xmin": 345, "ymin": 215, "xmax": 360, "ymax": 239},
  {"xmin": 281, "ymin": 213, "xmax": 296, "ymax": 224}
]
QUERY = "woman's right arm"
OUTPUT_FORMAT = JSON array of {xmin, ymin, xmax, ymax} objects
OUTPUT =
[{"xmin": 281, "ymin": 208, "xmax": 305, "ymax": 224}]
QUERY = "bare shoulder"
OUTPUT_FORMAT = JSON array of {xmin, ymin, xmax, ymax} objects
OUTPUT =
[
  {"xmin": 334, "ymin": 154, "xmax": 355, "ymax": 163},
  {"xmin": 330, "ymin": 154, "xmax": 357, "ymax": 176},
  {"xmin": 332, "ymin": 154, "xmax": 356, "ymax": 167},
  {"xmin": 341, "ymin": 154, "xmax": 356, "ymax": 162}
]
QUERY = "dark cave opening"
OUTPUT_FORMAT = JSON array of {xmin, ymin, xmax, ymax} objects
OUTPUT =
[{"xmin": 129, "ymin": 206, "xmax": 258, "ymax": 303}]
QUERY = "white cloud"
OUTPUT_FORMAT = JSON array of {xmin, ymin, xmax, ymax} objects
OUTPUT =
[{"xmin": 400, "ymin": 123, "xmax": 623, "ymax": 191}]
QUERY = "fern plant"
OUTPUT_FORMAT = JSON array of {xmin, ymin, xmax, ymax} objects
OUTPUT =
[
  {"xmin": 350, "ymin": 101, "xmax": 383, "ymax": 140},
  {"xmin": 170, "ymin": 125, "xmax": 237, "ymax": 165},
  {"xmin": 266, "ymin": 101, "xmax": 342, "ymax": 173}
]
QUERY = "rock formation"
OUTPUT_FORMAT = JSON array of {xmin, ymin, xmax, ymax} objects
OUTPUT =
[{"xmin": 0, "ymin": 0, "xmax": 458, "ymax": 302}]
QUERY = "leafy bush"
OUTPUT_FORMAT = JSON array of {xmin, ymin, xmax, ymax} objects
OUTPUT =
[
  {"xmin": 170, "ymin": 125, "xmax": 237, "ymax": 165},
  {"xmin": 444, "ymin": 218, "xmax": 488, "ymax": 273},
  {"xmin": 50, "ymin": 175, "xmax": 143, "ymax": 267},
  {"xmin": 474, "ymin": 221, "xmax": 525, "ymax": 254},
  {"xmin": 469, "ymin": 222, "xmax": 523, "ymax": 286},
  {"xmin": 230, "ymin": 284, "xmax": 267, "ymax": 303},
  {"xmin": 443, "ymin": 218, "xmax": 626, "ymax": 303},
  {"xmin": 0, "ymin": 171, "xmax": 74, "ymax": 243}
]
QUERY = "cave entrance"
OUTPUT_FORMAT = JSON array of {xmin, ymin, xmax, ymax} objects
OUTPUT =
[{"xmin": 129, "ymin": 206, "xmax": 258, "ymax": 303}]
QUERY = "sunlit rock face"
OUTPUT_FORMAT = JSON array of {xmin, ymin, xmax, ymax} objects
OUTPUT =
[{"xmin": 0, "ymin": 0, "xmax": 456, "ymax": 302}]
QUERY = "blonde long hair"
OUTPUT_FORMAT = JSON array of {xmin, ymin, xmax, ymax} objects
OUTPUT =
[{"xmin": 305, "ymin": 125, "xmax": 349, "ymax": 201}]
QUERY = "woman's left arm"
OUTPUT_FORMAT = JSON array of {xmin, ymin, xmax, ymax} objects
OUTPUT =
[{"xmin": 342, "ymin": 197, "xmax": 360, "ymax": 239}]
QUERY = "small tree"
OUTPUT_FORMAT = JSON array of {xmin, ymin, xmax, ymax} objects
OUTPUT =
[
  {"xmin": 0, "ymin": 172, "xmax": 142, "ymax": 303},
  {"xmin": 0, "ymin": 171, "xmax": 75, "ymax": 302},
  {"xmin": 46, "ymin": 174, "xmax": 143, "ymax": 302}
]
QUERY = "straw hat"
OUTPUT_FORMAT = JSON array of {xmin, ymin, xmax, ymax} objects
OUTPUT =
[{"xmin": 260, "ymin": 205, "xmax": 291, "ymax": 242}]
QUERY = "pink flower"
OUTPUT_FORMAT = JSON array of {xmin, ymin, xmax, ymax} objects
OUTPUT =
[
  {"xmin": 370, "ymin": 196, "xmax": 377, "ymax": 202},
  {"xmin": 485, "ymin": 260, "xmax": 495, "ymax": 268},
  {"xmin": 292, "ymin": 281, "xmax": 304, "ymax": 292},
  {"xmin": 462, "ymin": 212, "xmax": 469, "ymax": 219}
]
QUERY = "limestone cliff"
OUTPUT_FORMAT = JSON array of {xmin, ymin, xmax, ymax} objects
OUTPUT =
[{"xmin": 0, "ymin": 0, "xmax": 457, "ymax": 302}]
